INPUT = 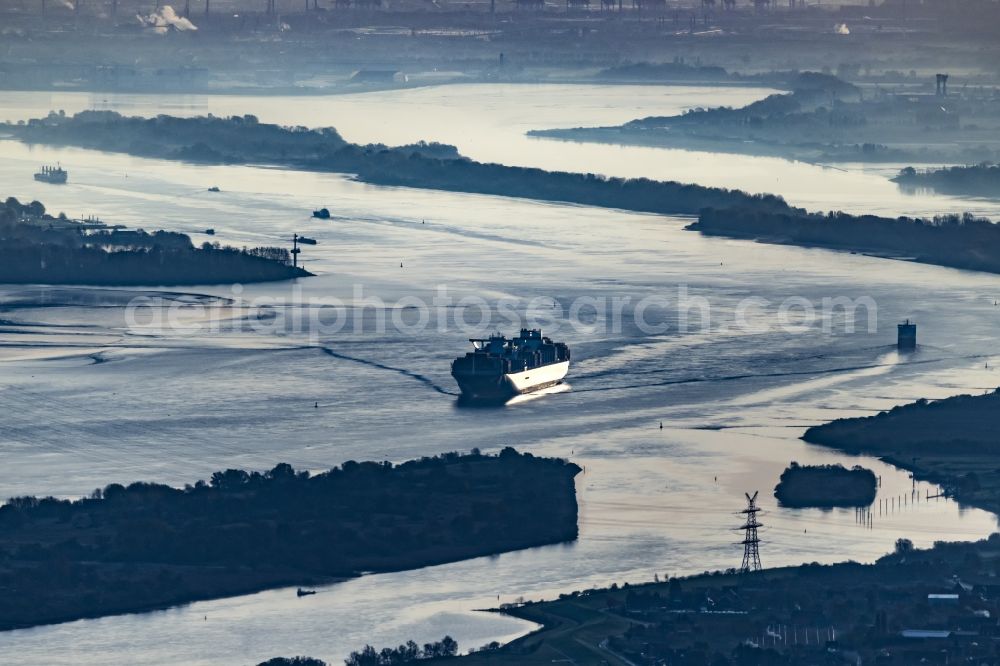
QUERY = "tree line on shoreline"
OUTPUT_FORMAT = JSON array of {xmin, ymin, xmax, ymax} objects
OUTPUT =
[
  {"xmin": 893, "ymin": 163, "xmax": 1000, "ymax": 197},
  {"xmin": 691, "ymin": 207, "xmax": 1000, "ymax": 275},
  {"xmin": 12, "ymin": 111, "xmax": 1000, "ymax": 278},
  {"xmin": 0, "ymin": 195, "xmax": 308, "ymax": 285},
  {"xmin": 5, "ymin": 110, "xmax": 796, "ymax": 218},
  {"xmin": 0, "ymin": 448, "xmax": 581, "ymax": 631}
]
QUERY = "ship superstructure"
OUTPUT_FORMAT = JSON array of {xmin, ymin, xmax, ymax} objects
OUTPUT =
[
  {"xmin": 451, "ymin": 328, "xmax": 570, "ymax": 400},
  {"xmin": 34, "ymin": 164, "xmax": 68, "ymax": 184}
]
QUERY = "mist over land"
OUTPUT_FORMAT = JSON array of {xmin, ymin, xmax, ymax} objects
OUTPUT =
[
  {"xmin": 894, "ymin": 163, "xmax": 1000, "ymax": 198},
  {"xmin": 4, "ymin": 0, "xmax": 1000, "ymax": 94},
  {"xmin": 534, "ymin": 72, "xmax": 1000, "ymax": 164}
]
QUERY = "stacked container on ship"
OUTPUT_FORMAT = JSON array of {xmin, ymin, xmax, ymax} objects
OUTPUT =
[{"xmin": 451, "ymin": 329, "xmax": 570, "ymax": 400}]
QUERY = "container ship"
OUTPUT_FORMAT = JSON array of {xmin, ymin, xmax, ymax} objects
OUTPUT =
[
  {"xmin": 451, "ymin": 329, "xmax": 570, "ymax": 400},
  {"xmin": 34, "ymin": 164, "xmax": 68, "ymax": 184}
]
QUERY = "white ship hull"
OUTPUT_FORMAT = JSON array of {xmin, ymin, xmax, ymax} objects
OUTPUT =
[{"xmin": 504, "ymin": 360, "xmax": 570, "ymax": 394}]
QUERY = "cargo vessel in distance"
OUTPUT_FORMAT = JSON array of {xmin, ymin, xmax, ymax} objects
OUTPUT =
[
  {"xmin": 451, "ymin": 329, "xmax": 570, "ymax": 401},
  {"xmin": 34, "ymin": 164, "xmax": 67, "ymax": 184}
]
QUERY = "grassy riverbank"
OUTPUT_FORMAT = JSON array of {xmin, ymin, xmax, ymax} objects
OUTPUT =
[{"xmin": 458, "ymin": 534, "xmax": 1000, "ymax": 665}]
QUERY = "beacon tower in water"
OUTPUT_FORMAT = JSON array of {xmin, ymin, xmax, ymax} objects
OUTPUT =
[{"xmin": 898, "ymin": 320, "xmax": 917, "ymax": 351}]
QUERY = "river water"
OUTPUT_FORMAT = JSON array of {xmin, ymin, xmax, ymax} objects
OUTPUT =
[{"xmin": 0, "ymin": 84, "xmax": 999, "ymax": 664}]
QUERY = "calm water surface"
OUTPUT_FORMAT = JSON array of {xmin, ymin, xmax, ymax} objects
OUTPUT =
[{"xmin": 0, "ymin": 85, "xmax": 998, "ymax": 664}]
